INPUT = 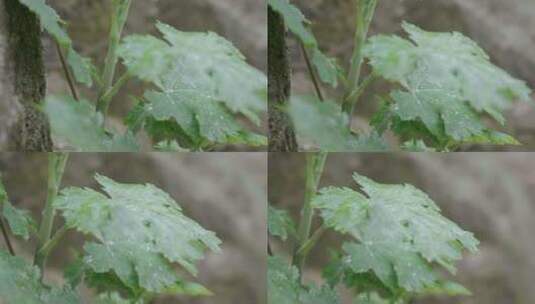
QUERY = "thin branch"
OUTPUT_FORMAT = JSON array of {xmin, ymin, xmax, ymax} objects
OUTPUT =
[
  {"xmin": 341, "ymin": 0, "xmax": 378, "ymax": 119},
  {"xmin": 97, "ymin": 0, "xmax": 132, "ymax": 118},
  {"xmin": 35, "ymin": 225, "xmax": 68, "ymax": 260},
  {"xmin": 300, "ymin": 43, "xmax": 324, "ymax": 101},
  {"xmin": 97, "ymin": 71, "xmax": 131, "ymax": 110},
  {"xmin": 345, "ymin": 73, "xmax": 377, "ymax": 111},
  {"xmin": 0, "ymin": 217, "xmax": 15, "ymax": 256},
  {"xmin": 295, "ymin": 224, "xmax": 327, "ymax": 258},
  {"xmin": 54, "ymin": 41, "xmax": 79, "ymax": 101},
  {"xmin": 34, "ymin": 153, "xmax": 69, "ymax": 274},
  {"xmin": 293, "ymin": 153, "xmax": 328, "ymax": 276}
]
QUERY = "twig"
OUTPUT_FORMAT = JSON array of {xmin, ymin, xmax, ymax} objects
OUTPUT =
[
  {"xmin": 293, "ymin": 153, "xmax": 328, "ymax": 276},
  {"xmin": 54, "ymin": 41, "xmax": 79, "ymax": 101},
  {"xmin": 35, "ymin": 225, "xmax": 68, "ymax": 261},
  {"xmin": 0, "ymin": 217, "xmax": 15, "ymax": 256},
  {"xmin": 300, "ymin": 43, "xmax": 324, "ymax": 101},
  {"xmin": 34, "ymin": 153, "xmax": 69, "ymax": 275}
]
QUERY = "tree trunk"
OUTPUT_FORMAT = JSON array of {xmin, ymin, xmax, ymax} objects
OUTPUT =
[
  {"xmin": 0, "ymin": 0, "xmax": 52, "ymax": 151},
  {"xmin": 268, "ymin": 6, "xmax": 297, "ymax": 152}
]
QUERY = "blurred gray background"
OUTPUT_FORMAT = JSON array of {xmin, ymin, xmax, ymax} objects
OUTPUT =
[
  {"xmin": 269, "ymin": 153, "xmax": 535, "ymax": 304},
  {"xmin": 0, "ymin": 152, "xmax": 267, "ymax": 304},
  {"xmin": 44, "ymin": 0, "xmax": 267, "ymax": 150},
  {"xmin": 290, "ymin": 0, "xmax": 535, "ymax": 151}
]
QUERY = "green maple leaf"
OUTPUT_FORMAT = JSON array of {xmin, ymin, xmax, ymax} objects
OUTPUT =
[
  {"xmin": 268, "ymin": 205, "xmax": 296, "ymax": 241},
  {"xmin": 268, "ymin": 0, "xmax": 341, "ymax": 87},
  {"xmin": 288, "ymin": 96, "xmax": 387, "ymax": 151},
  {"xmin": 312, "ymin": 173, "xmax": 479, "ymax": 293},
  {"xmin": 43, "ymin": 95, "xmax": 139, "ymax": 152},
  {"xmin": 0, "ymin": 250, "xmax": 79, "ymax": 304},
  {"xmin": 118, "ymin": 22, "xmax": 266, "ymax": 136},
  {"xmin": 142, "ymin": 90, "xmax": 266, "ymax": 148},
  {"xmin": 364, "ymin": 22, "xmax": 532, "ymax": 146},
  {"xmin": 54, "ymin": 174, "xmax": 221, "ymax": 293},
  {"xmin": 18, "ymin": 0, "xmax": 94, "ymax": 86}
]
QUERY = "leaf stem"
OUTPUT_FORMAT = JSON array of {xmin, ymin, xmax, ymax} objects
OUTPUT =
[
  {"xmin": 96, "ymin": 0, "xmax": 132, "ymax": 119},
  {"xmin": 35, "ymin": 225, "xmax": 68, "ymax": 262},
  {"xmin": 295, "ymin": 224, "xmax": 327, "ymax": 258},
  {"xmin": 0, "ymin": 217, "xmax": 15, "ymax": 256},
  {"xmin": 98, "ymin": 71, "xmax": 131, "ymax": 108},
  {"xmin": 55, "ymin": 41, "xmax": 79, "ymax": 101},
  {"xmin": 293, "ymin": 152, "xmax": 327, "ymax": 275},
  {"xmin": 341, "ymin": 0, "xmax": 378, "ymax": 124},
  {"xmin": 300, "ymin": 43, "xmax": 324, "ymax": 101},
  {"xmin": 34, "ymin": 153, "xmax": 69, "ymax": 274}
]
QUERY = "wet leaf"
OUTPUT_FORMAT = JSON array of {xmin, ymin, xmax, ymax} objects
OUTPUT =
[
  {"xmin": 54, "ymin": 174, "xmax": 221, "ymax": 293},
  {"xmin": 312, "ymin": 173, "xmax": 479, "ymax": 293}
]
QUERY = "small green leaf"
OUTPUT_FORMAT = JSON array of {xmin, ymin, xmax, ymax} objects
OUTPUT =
[
  {"xmin": 300, "ymin": 284, "xmax": 341, "ymax": 304},
  {"xmin": 94, "ymin": 293, "xmax": 133, "ymax": 304},
  {"xmin": 268, "ymin": 256, "xmax": 302, "ymax": 304},
  {"xmin": 288, "ymin": 96, "xmax": 387, "ymax": 151},
  {"xmin": 354, "ymin": 293, "xmax": 395, "ymax": 304},
  {"xmin": 18, "ymin": 0, "xmax": 94, "ymax": 86},
  {"xmin": 54, "ymin": 174, "xmax": 221, "ymax": 293},
  {"xmin": 268, "ymin": 205, "xmax": 296, "ymax": 241},
  {"xmin": 43, "ymin": 95, "xmax": 139, "ymax": 152},
  {"xmin": 268, "ymin": 0, "xmax": 340, "ymax": 87},
  {"xmin": 2, "ymin": 201, "xmax": 36, "ymax": 240},
  {"xmin": 401, "ymin": 140, "xmax": 436, "ymax": 152},
  {"xmin": 0, "ymin": 250, "xmax": 80, "ymax": 304}
]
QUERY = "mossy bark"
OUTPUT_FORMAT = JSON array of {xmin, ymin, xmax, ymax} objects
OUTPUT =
[
  {"xmin": 268, "ymin": 6, "xmax": 298, "ymax": 152},
  {"xmin": 1, "ymin": 0, "xmax": 52, "ymax": 151}
]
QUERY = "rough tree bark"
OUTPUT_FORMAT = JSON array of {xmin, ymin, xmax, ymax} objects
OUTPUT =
[
  {"xmin": 0, "ymin": 0, "xmax": 52, "ymax": 151},
  {"xmin": 268, "ymin": 6, "xmax": 297, "ymax": 152}
]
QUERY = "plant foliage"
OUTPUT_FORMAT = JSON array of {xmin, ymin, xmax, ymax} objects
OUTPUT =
[
  {"xmin": 0, "ymin": 162, "xmax": 220, "ymax": 303},
  {"xmin": 18, "ymin": 0, "xmax": 267, "ymax": 151},
  {"xmin": 268, "ymin": 165, "xmax": 479, "ymax": 303},
  {"xmin": 269, "ymin": 0, "xmax": 533, "ymax": 151}
]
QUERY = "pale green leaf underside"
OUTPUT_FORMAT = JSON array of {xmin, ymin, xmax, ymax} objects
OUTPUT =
[
  {"xmin": 364, "ymin": 22, "xmax": 532, "ymax": 144},
  {"xmin": 54, "ymin": 174, "xmax": 221, "ymax": 293},
  {"xmin": 267, "ymin": 0, "xmax": 340, "ymax": 87},
  {"xmin": 94, "ymin": 293, "xmax": 133, "ymax": 304},
  {"xmin": 0, "ymin": 250, "xmax": 79, "ymax": 304},
  {"xmin": 312, "ymin": 173, "xmax": 479, "ymax": 293},
  {"xmin": 268, "ymin": 205, "xmax": 296, "ymax": 241},
  {"xmin": 288, "ymin": 97, "xmax": 387, "ymax": 151},
  {"xmin": 0, "ymin": 178, "xmax": 35, "ymax": 240},
  {"xmin": 268, "ymin": 256, "xmax": 302, "ymax": 304},
  {"xmin": 43, "ymin": 96, "xmax": 139, "ymax": 152},
  {"xmin": 143, "ymin": 90, "xmax": 266, "ymax": 147},
  {"xmin": 118, "ymin": 22, "xmax": 266, "ymax": 125},
  {"xmin": 2, "ymin": 200, "xmax": 36, "ymax": 240},
  {"xmin": 268, "ymin": 256, "xmax": 340, "ymax": 304},
  {"xmin": 18, "ymin": 0, "xmax": 93, "ymax": 86},
  {"xmin": 300, "ymin": 284, "xmax": 341, "ymax": 304}
]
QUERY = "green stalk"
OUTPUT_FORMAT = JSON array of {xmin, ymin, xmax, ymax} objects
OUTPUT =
[
  {"xmin": 96, "ymin": 0, "xmax": 132, "ymax": 118},
  {"xmin": 341, "ymin": 0, "xmax": 378, "ymax": 123},
  {"xmin": 293, "ymin": 152, "xmax": 327, "ymax": 275},
  {"xmin": 34, "ymin": 153, "xmax": 69, "ymax": 274}
]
